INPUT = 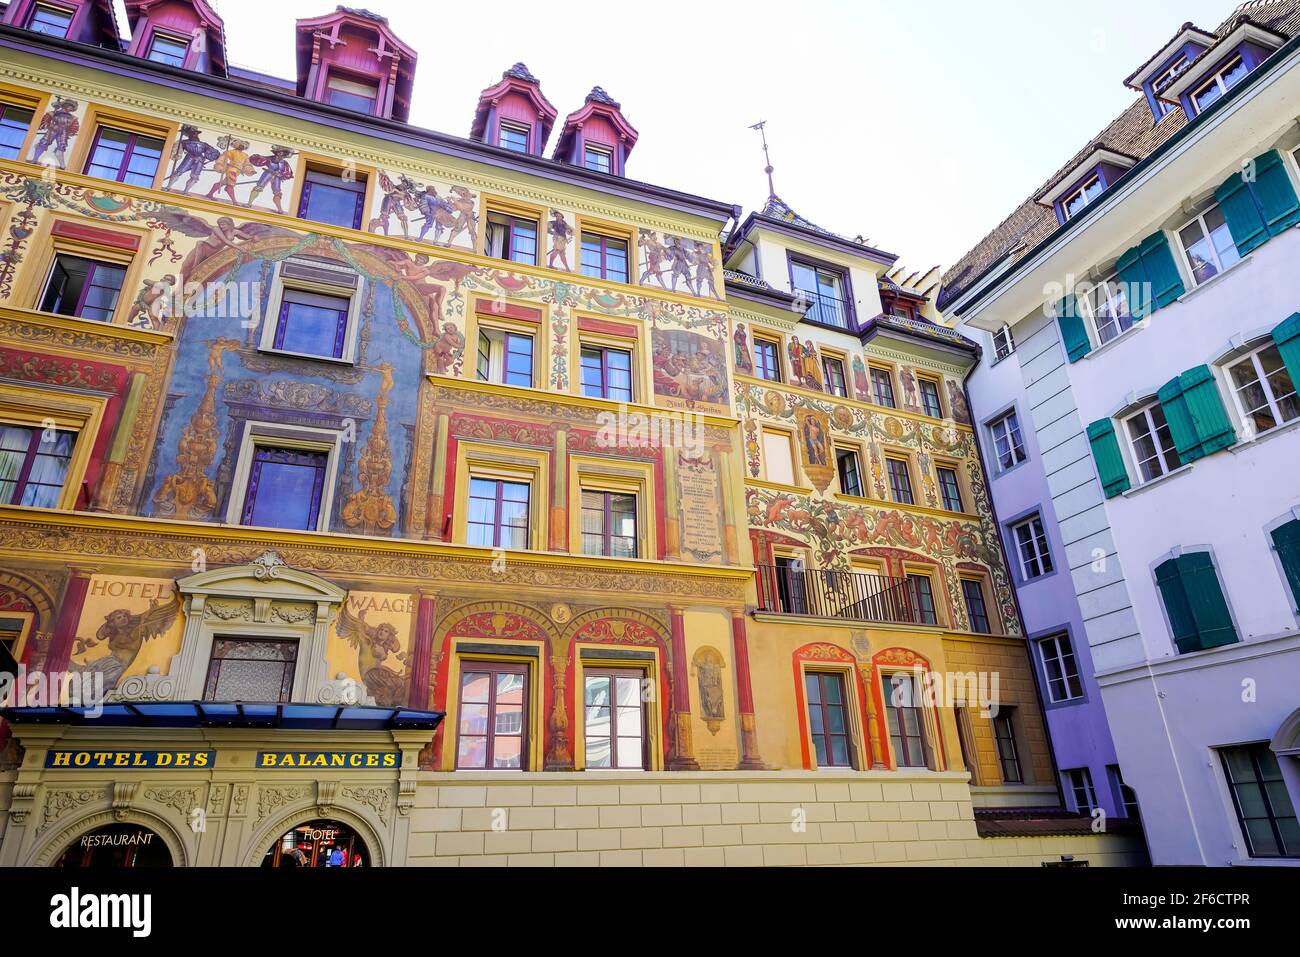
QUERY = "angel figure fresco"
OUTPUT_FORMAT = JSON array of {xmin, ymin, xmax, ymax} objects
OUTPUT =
[
  {"xmin": 165, "ymin": 124, "xmax": 220, "ymax": 194},
  {"xmin": 204, "ymin": 136, "xmax": 255, "ymax": 206},
  {"xmin": 336, "ymin": 603, "xmax": 411, "ymax": 708},
  {"xmin": 431, "ymin": 320, "xmax": 466, "ymax": 374},
  {"xmin": 71, "ymin": 596, "xmax": 181, "ymax": 692},
  {"xmin": 638, "ymin": 228, "xmax": 668, "ymax": 286},
  {"xmin": 147, "ymin": 211, "xmax": 282, "ymax": 279},
  {"xmin": 31, "ymin": 97, "xmax": 79, "ymax": 170},
  {"xmin": 547, "ymin": 210, "xmax": 572, "ymax": 270},
  {"xmin": 247, "ymin": 145, "xmax": 297, "ymax": 213}
]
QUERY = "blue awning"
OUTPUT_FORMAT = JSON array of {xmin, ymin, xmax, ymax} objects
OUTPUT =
[{"xmin": 0, "ymin": 701, "xmax": 444, "ymax": 731}]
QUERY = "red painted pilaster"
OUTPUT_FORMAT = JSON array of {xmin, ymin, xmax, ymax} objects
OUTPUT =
[
  {"xmin": 407, "ymin": 592, "xmax": 436, "ymax": 709},
  {"xmin": 730, "ymin": 609, "xmax": 764, "ymax": 769},
  {"xmin": 667, "ymin": 604, "xmax": 698, "ymax": 770},
  {"xmin": 44, "ymin": 568, "xmax": 94, "ymax": 676}
]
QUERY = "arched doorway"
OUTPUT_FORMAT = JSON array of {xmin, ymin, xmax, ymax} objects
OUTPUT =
[
  {"xmin": 262, "ymin": 819, "xmax": 369, "ymax": 868},
  {"xmin": 53, "ymin": 823, "xmax": 173, "ymax": 868}
]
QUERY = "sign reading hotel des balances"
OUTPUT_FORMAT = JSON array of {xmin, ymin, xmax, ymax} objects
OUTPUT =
[{"xmin": 43, "ymin": 750, "xmax": 399, "ymax": 769}]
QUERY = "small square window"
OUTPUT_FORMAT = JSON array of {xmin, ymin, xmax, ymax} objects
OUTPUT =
[
  {"xmin": 584, "ymin": 145, "xmax": 613, "ymax": 173},
  {"xmin": 146, "ymin": 33, "xmax": 190, "ymax": 67},
  {"xmin": 498, "ymin": 122, "xmax": 530, "ymax": 153},
  {"xmin": 273, "ymin": 289, "xmax": 351, "ymax": 359},
  {"xmin": 326, "ymin": 72, "xmax": 379, "ymax": 114},
  {"xmin": 28, "ymin": 3, "xmax": 74, "ymax": 38},
  {"xmin": 1124, "ymin": 403, "xmax": 1182, "ymax": 482},
  {"xmin": 1191, "ymin": 56, "xmax": 1248, "ymax": 114},
  {"xmin": 580, "ymin": 233, "xmax": 628, "ymax": 283},
  {"xmin": 1178, "ymin": 205, "xmax": 1240, "ymax": 286},
  {"xmin": 486, "ymin": 212, "xmax": 539, "ymax": 266},
  {"xmin": 241, "ymin": 445, "xmax": 330, "ymax": 531},
  {"xmin": 1226, "ymin": 343, "xmax": 1298, "ymax": 435},
  {"xmin": 40, "ymin": 254, "xmax": 127, "ymax": 322},
  {"xmin": 0, "ymin": 104, "xmax": 35, "ymax": 161},
  {"xmin": 1062, "ymin": 175, "xmax": 1104, "ymax": 220},
  {"xmin": 1083, "ymin": 275, "xmax": 1134, "ymax": 345},
  {"xmin": 580, "ymin": 346, "xmax": 633, "ymax": 402},
  {"xmin": 84, "ymin": 126, "xmax": 165, "ymax": 187},
  {"xmin": 298, "ymin": 168, "xmax": 368, "ymax": 230},
  {"xmin": 0, "ymin": 423, "xmax": 77, "ymax": 508},
  {"xmin": 467, "ymin": 476, "xmax": 531, "ymax": 549},
  {"xmin": 477, "ymin": 327, "xmax": 534, "ymax": 388}
]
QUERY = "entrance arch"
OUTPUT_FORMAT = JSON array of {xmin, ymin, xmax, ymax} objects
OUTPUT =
[
  {"xmin": 48, "ymin": 819, "xmax": 176, "ymax": 868},
  {"xmin": 261, "ymin": 818, "xmax": 371, "ymax": 868}
]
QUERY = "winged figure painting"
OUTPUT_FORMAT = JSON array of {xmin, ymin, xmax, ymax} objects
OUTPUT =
[
  {"xmin": 336, "ymin": 603, "xmax": 411, "ymax": 708},
  {"xmin": 72, "ymin": 596, "xmax": 182, "ymax": 691}
]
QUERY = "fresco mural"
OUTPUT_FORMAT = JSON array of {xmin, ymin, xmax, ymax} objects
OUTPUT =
[
  {"xmin": 637, "ymin": 228, "xmax": 721, "ymax": 300},
  {"xmin": 651, "ymin": 327, "xmax": 727, "ymax": 410},
  {"xmin": 329, "ymin": 590, "xmax": 414, "ymax": 707},
  {"xmin": 367, "ymin": 169, "xmax": 478, "ymax": 249},
  {"xmin": 28, "ymin": 95, "xmax": 84, "ymax": 171},
  {"xmin": 546, "ymin": 209, "xmax": 574, "ymax": 271},
  {"xmin": 68, "ymin": 576, "xmax": 184, "ymax": 692}
]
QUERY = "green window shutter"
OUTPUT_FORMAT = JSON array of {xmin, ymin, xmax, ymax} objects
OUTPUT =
[
  {"xmin": 1176, "ymin": 552, "xmax": 1238, "ymax": 650},
  {"xmin": 1115, "ymin": 244, "xmax": 1150, "ymax": 318},
  {"xmin": 1056, "ymin": 293, "xmax": 1091, "ymax": 362},
  {"xmin": 1179, "ymin": 364, "xmax": 1236, "ymax": 456},
  {"xmin": 1157, "ymin": 375, "xmax": 1203, "ymax": 461},
  {"xmin": 1086, "ymin": 418, "xmax": 1130, "ymax": 498},
  {"xmin": 1214, "ymin": 166, "xmax": 1269, "ymax": 255},
  {"xmin": 1273, "ymin": 519, "xmax": 1300, "ymax": 611},
  {"xmin": 1272, "ymin": 312, "xmax": 1300, "ymax": 384},
  {"xmin": 1155, "ymin": 558, "xmax": 1200, "ymax": 652},
  {"xmin": 1250, "ymin": 150, "xmax": 1300, "ymax": 237},
  {"xmin": 1138, "ymin": 232, "xmax": 1186, "ymax": 310}
]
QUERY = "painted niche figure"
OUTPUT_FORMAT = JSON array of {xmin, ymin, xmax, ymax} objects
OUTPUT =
[
  {"xmin": 788, "ymin": 338, "xmax": 805, "ymax": 385},
  {"xmin": 851, "ymin": 355, "xmax": 869, "ymax": 401},
  {"xmin": 733, "ymin": 323, "xmax": 753, "ymax": 374},
  {"xmin": 71, "ymin": 596, "xmax": 181, "ymax": 692},
  {"xmin": 336, "ymin": 603, "xmax": 411, "ymax": 708},
  {"xmin": 692, "ymin": 647, "xmax": 726, "ymax": 734},
  {"xmin": 204, "ymin": 137, "xmax": 255, "ymax": 206},
  {"xmin": 547, "ymin": 211, "xmax": 572, "ymax": 270},
  {"xmin": 801, "ymin": 339, "xmax": 823, "ymax": 390},
  {"xmin": 247, "ymin": 145, "xmax": 297, "ymax": 213},
  {"xmin": 31, "ymin": 97, "xmax": 79, "ymax": 170},
  {"xmin": 802, "ymin": 414, "xmax": 828, "ymax": 467},
  {"xmin": 165, "ymin": 124, "xmax": 221, "ymax": 194}
]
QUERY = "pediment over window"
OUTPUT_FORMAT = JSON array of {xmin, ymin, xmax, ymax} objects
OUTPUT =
[{"xmin": 176, "ymin": 550, "xmax": 347, "ymax": 608}]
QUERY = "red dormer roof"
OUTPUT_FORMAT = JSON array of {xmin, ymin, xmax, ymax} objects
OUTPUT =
[
  {"xmin": 552, "ymin": 86, "xmax": 639, "ymax": 171},
  {"xmin": 2, "ymin": 0, "xmax": 120, "ymax": 48},
  {"xmin": 124, "ymin": 0, "xmax": 227, "ymax": 74},
  {"xmin": 295, "ymin": 6, "xmax": 418, "ymax": 122},
  {"xmin": 470, "ymin": 63, "xmax": 558, "ymax": 152}
]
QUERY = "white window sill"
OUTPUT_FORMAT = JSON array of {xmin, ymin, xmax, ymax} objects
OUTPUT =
[
  {"xmin": 1228, "ymin": 414, "xmax": 1300, "ymax": 454},
  {"xmin": 1083, "ymin": 322, "xmax": 1144, "ymax": 361},
  {"xmin": 1120, "ymin": 463, "xmax": 1193, "ymax": 497},
  {"xmin": 1176, "ymin": 252, "xmax": 1254, "ymax": 305}
]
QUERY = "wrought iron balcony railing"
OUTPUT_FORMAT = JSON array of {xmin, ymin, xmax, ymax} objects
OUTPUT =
[
  {"xmin": 794, "ymin": 289, "xmax": 851, "ymax": 329},
  {"xmin": 755, "ymin": 564, "xmax": 935, "ymax": 626}
]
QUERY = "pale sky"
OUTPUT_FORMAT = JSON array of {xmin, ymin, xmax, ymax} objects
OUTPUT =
[{"xmin": 125, "ymin": 0, "xmax": 1244, "ymax": 271}]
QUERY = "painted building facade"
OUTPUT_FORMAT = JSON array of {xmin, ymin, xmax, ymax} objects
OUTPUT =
[
  {"xmin": 0, "ymin": 3, "xmax": 1142, "ymax": 867},
  {"xmin": 944, "ymin": 0, "xmax": 1300, "ymax": 866}
]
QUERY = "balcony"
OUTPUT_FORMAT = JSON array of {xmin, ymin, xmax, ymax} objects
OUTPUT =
[
  {"xmin": 794, "ymin": 289, "xmax": 851, "ymax": 330},
  {"xmin": 755, "ymin": 564, "xmax": 934, "ymax": 626}
]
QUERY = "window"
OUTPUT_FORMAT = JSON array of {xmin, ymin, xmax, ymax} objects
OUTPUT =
[
  {"xmin": 993, "ymin": 712, "xmax": 1023, "ymax": 783},
  {"xmin": 989, "ymin": 411, "xmax": 1026, "ymax": 471},
  {"xmin": 1111, "ymin": 765, "xmax": 1141, "ymax": 819},
  {"xmin": 456, "ymin": 662, "xmax": 529, "ymax": 770},
  {"xmin": 27, "ymin": 3, "xmax": 74, "ymax": 37},
  {"xmin": 0, "ymin": 104, "xmax": 35, "ymax": 161},
  {"xmin": 835, "ymin": 446, "xmax": 863, "ymax": 497},
  {"xmin": 580, "ymin": 346, "xmax": 633, "ymax": 402},
  {"xmin": 0, "ymin": 424, "xmax": 76, "ymax": 508},
  {"xmin": 822, "ymin": 356, "xmax": 847, "ymax": 397},
  {"xmin": 1191, "ymin": 56, "xmax": 1249, "ymax": 114},
  {"xmin": 1155, "ymin": 552, "xmax": 1238, "ymax": 653},
  {"xmin": 581, "ymin": 489, "xmax": 637, "ymax": 558},
  {"xmin": 805, "ymin": 672, "xmax": 852, "ymax": 768},
  {"xmin": 580, "ymin": 233, "xmax": 628, "ymax": 283},
  {"xmin": 1065, "ymin": 768, "xmax": 1098, "ymax": 813},
  {"xmin": 325, "ymin": 72, "xmax": 379, "ymax": 114},
  {"xmin": 467, "ymin": 477, "xmax": 530, "ymax": 549},
  {"xmin": 1151, "ymin": 56, "xmax": 1189, "ymax": 113},
  {"xmin": 583, "ymin": 145, "xmax": 613, "ymax": 174},
  {"xmin": 962, "ymin": 578, "xmax": 990, "ymax": 634},
  {"xmin": 476, "ymin": 327, "xmax": 534, "ymax": 387},
  {"xmin": 1226, "ymin": 343, "xmax": 1298, "ymax": 434},
  {"xmin": 272, "ymin": 289, "xmax": 351, "ymax": 360},
  {"xmin": 40, "ymin": 254, "xmax": 126, "ymax": 322},
  {"xmin": 762, "ymin": 430, "xmax": 795, "ymax": 486},
  {"xmin": 753, "ymin": 338, "xmax": 781, "ymax": 382},
  {"xmin": 83, "ymin": 126, "xmax": 165, "ymax": 187},
  {"xmin": 907, "ymin": 573, "xmax": 937, "ymax": 625},
  {"xmin": 498, "ymin": 121, "xmax": 530, "ymax": 153},
  {"xmin": 870, "ymin": 367, "xmax": 896, "ymax": 408},
  {"xmin": 882, "ymin": 672, "xmax": 927, "ymax": 768},
  {"xmin": 1220, "ymin": 744, "xmax": 1300, "ymax": 858},
  {"xmin": 774, "ymin": 555, "xmax": 808, "ymax": 615},
  {"xmin": 1083, "ymin": 275, "xmax": 1133, "ymax": 345},
  {"xmin": 886, "ymin": 456, "xmax": 913, "ymax": 505},
  {"xmin": 1062, "ymin": 175, "xmax": 1104, "ymax": 220},
  {"xmin": 1012, "ymin": 515, "xmax": 1053, "ymax": 580},
  {"xmin": 790, "ymin": 260, "xmax": 849, "ymax": 328},
  {"xmin": 918, "ymin": 377, "xmax": 943, "ymax": 418},
  {"xmin": 240, "ymin": 446, "xmax": 329, "ymax": 531},
  {"xmin": 1178, "ymin": 206, "xmax": 1241, "ymax": 285},
  {"xmin": 485, "ymin": 212, "xmax": 538, "ymax": 266},
  {"xmin": 1038, "ymin": 633, "xmax": 1084, "ymax": 703},
  {"xmin": 297, "ymin": 169, "xmax": 367, "ymax": 230},
  {"xmin": 936, "ymin": 466, "xmax": 963, "ymax": 512},
  {"xmin": 584, "ymin": 669, "xmax": 646, "ymax": 769},
  {"xmin": 203, "ymin": 637, "xmax": 297, "ymax": 703},
  {"xmin": 146, "ymin": 32, "xmax": 190, "ymax": 67},
  {"xmin": 992, "ymin": 324, "xmax": 1015, "ymax": 361},
  {"xmin": 1124, "ymin": 403, "xmax": 1182, "ymax": 482}
]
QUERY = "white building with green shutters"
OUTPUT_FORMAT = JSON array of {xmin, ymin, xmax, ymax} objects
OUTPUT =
[{"xmin": 941, "ymin": 2, "xmax": 1300, "ymax": 866}]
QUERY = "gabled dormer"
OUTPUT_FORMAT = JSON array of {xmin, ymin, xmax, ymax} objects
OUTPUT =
[
  {"xmin": 1156, "ymin": 19, "xmax": 1285, "ymax": 119},
  {"xmin": 552, "ymin": 87, "xmax": 638, "ymax": 176},
  {"xmin": 2, "ymin": 0, "xmax": 120, "ymax": 49},
  {"xmin": 123, "ymin": 0, "xmax": 226, "ymax": 75},
  {"xmin": 470, "ymin": 63, "xmax": 557, "ymax": 157},
  {"xmin": 295, "ymin": 7, "xmax": 417, "ymax": 122},
  {"xmin": 1124, "ymin": 21, "xmax": 1216, "ymax": 124},
  {"xmin": 1035, "ymin": 147, "xmax": 1137, "ymax": 226}
]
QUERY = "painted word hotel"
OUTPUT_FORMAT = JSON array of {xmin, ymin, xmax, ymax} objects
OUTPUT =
[{"xmin": 0, "ymin": 2, "xmax": 1290, "ymax": 871}]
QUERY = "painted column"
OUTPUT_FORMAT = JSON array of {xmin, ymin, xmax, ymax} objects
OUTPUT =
[
  {"xmin": 663, "ymin": 451, "xmax": 681, "ymax": 559},
  {"xmin": 729, "ymin": 609, "xmax": 764, "ymax": 769},
  {"xmin": 426, "ymin": 412, "xmax": 450, "ymax": 540},
  {"xmin": 862, "ymin": 664, "xmax": 888, "ymax": 769},
  {"xmin": 550, "ymin": 428, "xmax": 568, "ymax": 551},
  {"xmin": 667, "ymin": 604, "xmax": 698, "ymax": 770},
  {"xmin": 43, "ymin": 567, "xmax": 94, "ymax": 676},
  {"xmin": 407, "ymin": 591, "xmax": 436, "ymax": 709}
]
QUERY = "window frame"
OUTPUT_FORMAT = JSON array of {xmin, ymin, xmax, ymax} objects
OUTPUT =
[
  {"xmin": 1190, "ymin": 55, "xmax": 1247, "ymax": 114},
  {"xmin": 1176, "ymin": 204, "xmax": 1241, "ymax": 287},
  {"xmin": 323, "ymin": 68, "xmax": 381, "ymax": 116},
  {"xmin": 579, "ymin": 341, "xmax": 635, "ymax": 402},
  {"xmin": 761, "ymin": 427, "xmax": 798, "ymax": 487},
  {"xmin": 821, "ymin": 353, "xmax": 848, "ymax": 397},
  {"xmin": 1080, "ymin": 273, "xmax": 1134, "ymax": 346},
  {"xmin": 992, "ymin": 324, "xmax": 1015, "ymax": 362},
  {"xmin": 936, "ymin": 463, "xmax": 964, "ymax": 513},
  {"xmin": 1219, "ymin": 743, "xmax": 1300, "ymax": 859},
  {"xmin": 805, "ymin": 670, "xmax": 855, "ymax": 769},
  {"xmin": 961, "ymin": 577, "xmax": 992, "ymax": 634},
  {"xmin": 485, "ymin": 210, "xmax": 540, "ymax": 266},
  {"xmin": 992, "ymin": 710, "xmax": 1023, "ymax": 783},
  {"xmin": 1037, "ymin": 632, "xmax": 1084, "ymax": 703},
  {"xmin": 881, "ymin": 671, "xmax": 929, "ymax": 769},
  {"xmin": 476, "ymin": 323, "xmax": 536, "ymax": 389},
  {"xmin": 579, "ymin": 487, "xmax": 639, "ymax": 559},
  {"xmin": 296, "ymin": 166, "xmax": 369, "ymax": 231},
  {"xmin": 38, "ymin": 252, "xmax": 128, "ymax": 323},
  {"xmin": 917, "ymin": 375, "xmax": 944, "ymax": 419},
  {"xmin": 884, "ymin": 454, "xmax": 914, "ymax": 505},
  {"xmin": 225, "ymin": 421, "xmax": 343, "ymax": 533},
  {"xmin": 258, "ymin": 256, "xmax": 364, "ymax": 364},
  {"xmin": 27, "ymin": 2, "xmax": 75, "ymax": 38},
  {"xmin": 1123, "ymin": 401, "xmax": 1183, "ymax": 483},
  {"xmin": 1010, "ymin": 514, "xmax": 1054, "ymax": 581},
  {"xmin": 454, "ymin": 659, "xmax": 532, "ymax": 771},
  {"xmin": 145, "ymin": 31, "xmax": 191, "ymax": 67},
  {"xmin": 0, "ymin": 95, "xmax": 38, "ymax": 162},
  {"xmin": 1225, "ymin": 341, "xmax": 1298, "ymax": 437},
  {"xmin": 1065, "ymin": 767, "xmax": 1099, "ymax": 813},
  {"xmin": 1061, "ymin": 174, "xmax": 1103, "ymax": 221},
  {"xmin": 455, "ymin": 443, "xmax": 549, "ymax": 552},
  {"xmin": 904, "ymin": 568, "xmax": 939, "ymax": 626},
  {"xmin": 788, "ymin": 256, "xmax": 852, "ymax": 330},
  {"xmin": 583, "ymin": 144, "xmax": 613, "ymax": 174},
  {"xmin": 869, "ymin": 365, "xmax": 897, "ymax": 408},
  {"xmin": 579, "ymin": 230, "xmax": 630, "ymax": 283},
  {"xmin": 0, "ymin": 385, "xmax": 105, "ymax": 513},
  {"xmin": 753, "ymin": 336, "xmax": 783, "ymax": 382},
  {"xmin": 834, "ymin": 444, "xmax": 865, "ymax": 498},
  {"xmin": 988, "ymin": 409, "xmax": 1027, "ymax": 473},
  {"xmin": 466, "ymin": 475, "xmax": 532, "ymax": 551},
  {"xmin": 497, "ymin": 120, "xmax": 531, "ymax": 154},
  {"xmin": 82, "ymin": 124, "xmax": 167, "ymax": 187},
  {"xmin": 581, "ymin": 666, "xmax": 650, "ymax": 770},
  {"xmin": 203, "ymin": 636, "xmax": 299, "ymax": 704}
]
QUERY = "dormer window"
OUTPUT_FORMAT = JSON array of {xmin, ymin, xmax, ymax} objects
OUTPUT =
[
  {"xmin": 1151, "ymin": 56, "xmax": 1188, "ymax": 115},
  {"xmin": 584, "ymin": 145, "xmax": 613, "ymax": 174},
  {"xmin": 498, "ymin": 121, "xmax": 530, "ymax": 153},
  {"xmin": 325, "ymin": 72, "xmax": 380, "ymax": 114},
  {"xmin": 1190, "ymin": 56, "xmax": 1248, "ymax": 114},
  {"xmin": 28, "ymin": 2, "xmax": 74, "ymax": 36},
  {"xmin": 146, "ymin": 32, "xmax": 190, "ymax": 67},
  {"xmin": 1062, "ymin": 176, "xmax": 1103, "ymax": 220}
]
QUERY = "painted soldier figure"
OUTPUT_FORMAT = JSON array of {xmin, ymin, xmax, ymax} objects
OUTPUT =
[
  {"xmin": 666, "ymin": 236, "xmax": 693, "ymax": 293},
  {"xmin": 205, "ymin": 137, "xmax": 254, "ymax": 205},
  {"xmin": 639, "ymin": 229, "xmax": 668, "ymax": 286},
  {"xmin": 733, "ymin": 323, "xmax": 753, "ymax": 374},
  {"xmin": 370, "ymin": 171, "xmax": 418, "ymax": 238},
  {"xmin": 691, "ymin": 240, "xmax": 719, "ymax": 298},
  {"xmin": 247, "ymin": 145, "xmax": 296, "ymax": 213},
  {"xmin": 414, "ymin": 184, "xmax": 452, "ymax": 242},
  {"xmin": 547, "ymin": 211, "xmax": 572, "ymax": 270},
  {"xmin": 166, "ymin": 125, "xmax": 220, "ymax": 194},
  {"xmin": 31, "ymin": 97, "xmax": 80, "ymax": 170}
]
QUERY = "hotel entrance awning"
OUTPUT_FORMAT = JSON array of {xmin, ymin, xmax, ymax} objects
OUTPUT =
[{"xmin": 0, "ymin": 702, "xmax": 444, "ymax": 731}]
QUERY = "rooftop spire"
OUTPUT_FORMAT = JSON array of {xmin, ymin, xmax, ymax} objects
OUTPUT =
[{"xmin": 749, "ymin": 120, "xmax": 776, "ymax": 198}]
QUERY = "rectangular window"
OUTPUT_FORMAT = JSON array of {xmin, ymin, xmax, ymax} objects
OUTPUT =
[
  {"xmin": 1227, "ymin": 343, "xmax": 1298, "ymax": 434},
  {"xmin": 457, "ymin": 662, "xmax": 529, "ymax": 770},
  {"xmin": 870, "ymin": 367, "xmax": 896, "ymax": 407},
  {"xmin": 297, "ymin": 168, "xmax": 367, "ymax": 230},
  {"xmin": 1066, "ymin": 767, "xmax": 1098, "ymax": 813},
  {"xmin": 1062, "ymin": 175, "xmax": 1104, "ymax": 220},
  {"xmin": 580, "ymin": 232, "xmax": 628, "ymax": 282},
  {"xmin": 498, "ymin": 121, "xmax": 530, "ymax": 153},
  {"xmin": 1084, "ymin": 275, "xmax": 1134, "ymax": 345},
  {"xmin": 790, "ymin": 260, "xmax": 849, "ymax": 328},
  {"xmin": 273, "ymin": 289, "xmax": 350, "ymax": 359},
  {"xmin": 882, "ymin": 672, "xmax": 927, "ymax": 768},
  {"xmin": 962, "ymin": 578, "xmax": 991, "ymax": 634},
  {"xmin": 584, "ymin": 669, "xmax": 646, "ymax": 769},
  {"xmin": 1191, "ymin": 56, "xmax": 1249, "ymax": 114},
  {"xmin": 476, "ymin": 327, "xmax": 534, "ymax": 388},
  {"xmin": 203, "ymin": 637, "xmax": 297, "ymax": 703},
  {"xmin": 485, "ymin": 212, "xmax": 539, "ymax": 266},
  {"xmin": 989, "ymin": 411, "xmax": 1027, "ymax": 471},
  {"xmin": 580, "ymin": 346, "xmax": 633, "ymax": 402},
  {"xmin": 27, "ymin": 3, "xmax": 74, "ymax": 37},
  {"xmin": 0, "ymin": 424, "xmax": 77, "ymax": 508},
  {"xmin": 835, "ymin": 446, "xmax": 863, "ymax": 498},
  {"xmin": 83, "ymin": 126, "xmax": 165, "ymax": 187},
  {"xmin": 584, "ymin": 145, "xmax": 613, "ymax": 173},
  {"xmin": 1220, "ymin": 744, "xmax": 1300, "ymax": 858},
  {"xmin": 992, "ymin": 324, "xmax": 1015, "ymax": 361},
  {"xmin": 762, "ymin": 431, "xmax": 795, "ymax": 486},
  {"xmin": 937, "ymin": 466, "xmax": 963, "ymax": 512},
  {"xmin": 1012, "ymin": 515, "xmax": 1054, "ymax": 579},
  {"xmin": 1125, "ymin": 403, "xmax": 1183, "ymax": 482},
  {"xmin": 1038, "ymin": 633, "xmax": 1084, "ymax": 703},
  {"xmin": 1178, "ymin": 206, "xmax": 1241, "ymax": 285},
  {"xmin": 907, "ymin": 573, "xmax": 937, "ymax": 625},
  {"xmin": 325, "ymin": 72, "xmax": 379, "ymax": 114},
  {"xmin": 918, "ymin": 377, "xmax": 943, "ymax": 418},
  {"xmin": 146, "ymin": 33, "xmax": 190, "ymax": 67},
  {"xmin": 805, "ymin": 671, "xmax": 852, "ymax": 768},
  {"xmin": 40, "ymin": 254, "xmax": 126, "ymax": 322},
  {"xmin": 0, "ymin": 104, "xmax": 35, "ymax": 161},
  {"xmin": 581, "ymin": 489, "xmax": 637, "ymax": 558},
  {"xmin": 467, "ymin": 477, "xmax": 530, "ymax": 550},
  {"xmin": 993, "ymin": 711, "xmax": 1023, "ymax": 783},
  {"xmin": 822, "ymin": 356, "xmax": 847, "ymax": 397},
  {"xmin": 753, "ymin": 338, "xmax": 781, "ymax": 382},
  {"xmin": 240, "ymin": 446, "xmax": 328, "ymax": 531},
  {"xmin": 886, "ymin": 456, "xmax": 913, "ymax": 505}
]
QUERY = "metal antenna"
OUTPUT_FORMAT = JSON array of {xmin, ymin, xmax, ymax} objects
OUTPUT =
[{"xmin": 749, "ymin": 120, "xmax": 776, "ymax": 198}]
